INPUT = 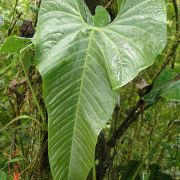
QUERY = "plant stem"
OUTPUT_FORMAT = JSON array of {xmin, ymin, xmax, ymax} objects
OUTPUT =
[
  {"xmin": 93, "ymin": 160, "xmax": 97, "ymax": 180},
  {"xmin": 8, "ymin": 0, "xmax": 22, "ymax": 36},
  {"xmin": 18, "ymin": 55, "xmax": 45, "ymax": 122},
  {"xmin": 105, "ymin": 0, "xmax": 113, "ymax": 9},
  {"xmin": 34, "ymin": 0, "xmax": 42, "ymax": 27}
]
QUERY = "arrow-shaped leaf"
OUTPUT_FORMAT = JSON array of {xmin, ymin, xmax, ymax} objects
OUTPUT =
[{"xmin": 33, "ymin": 0, "xmax": 167, "ymax": 179}]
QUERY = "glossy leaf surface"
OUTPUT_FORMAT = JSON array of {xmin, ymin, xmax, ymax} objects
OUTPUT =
[{"xmin": 34, "ymin": 0, "xmax": 167, "ymax": 179}]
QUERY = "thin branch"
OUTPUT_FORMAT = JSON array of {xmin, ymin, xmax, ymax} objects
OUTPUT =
[
  {"xmin": 8, "ymin": 13, "xmax": 22, "ymax": 36},
  {"xmin": 18, "ymin": 54, "xmax": 45, "ymax": 122},
  {"xmin": 34, "ymin": 0, "xmax": 42, "ymax": 27},
  {"xmin": 105, "ymin": 0, "xmax": 113, "ymax": 9},
  {"xmin": 171, "ymin": 0, "xmax": 179, "ymax": 68},
  {"xmin": 8, "ymin": 0, "xmax": 22, "ymax": 36},
  {"xmin": 107, "ymin": 100, "xmax": 142, "ymax": 147},
  {"xmin": 172, "ymin": 0, "xmax": 179, "ymax": 32}
]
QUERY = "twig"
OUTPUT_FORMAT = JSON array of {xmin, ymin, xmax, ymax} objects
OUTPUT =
[
  {"xmin": 171, "ymin": 0, "xmax": 179, "ymax": 68},
  {"xmin": 8, "ymin": 13, "xmax": 22, "ymax": 36},
  {"xmin": 18, "ymin": 54, "xmax": 45, "ymax": 122},
  {"xmin": 107, "ymin": 100, "xmax": 142, "ymax": 147},
  {"xmin": 105, "ymin": 0, "xmax": 113, "ymax": 9},
  {"xmin": 172, "ymin": 0, "xmax": 179, "ymax": 32},
  {"xmin": 34, "ymin": 0, "xmax": 42, "ymax": 27},
  {"xmin": 8, "ymin": 0, "xmax": 22, "ymax": 36}
]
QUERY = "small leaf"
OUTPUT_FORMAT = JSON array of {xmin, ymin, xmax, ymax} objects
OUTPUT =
[
  {"xmin": 161, "ymin": 80, "xmax": 180, "ymax": 101},
  {"xmin": 5, "ymin": 157, "xmax": 24, "ymax": 164},
  {"xmin": 143, "ymin": 90, "xmax": 161, "ymax": 104},
  {"xmin": 0, "ymin": 36, "xmax": 31, "ymax": 54},
  {"xmin": 91, "ymin": 6, "xmax": 111, "ymax": 27},
  {"xmin": 143, "ymin": 69, "xmax": 175, "ymax": 104}
]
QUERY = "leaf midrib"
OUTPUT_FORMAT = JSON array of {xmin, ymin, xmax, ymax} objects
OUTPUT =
[{"xmin": 68, "ymin": 29, "xmax": 94, "ymax": 178}]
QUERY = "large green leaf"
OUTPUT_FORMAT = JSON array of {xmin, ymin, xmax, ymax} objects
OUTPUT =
[{"xmin": 33, "ymin": 0, "xmax": 167, "ymax": 179}]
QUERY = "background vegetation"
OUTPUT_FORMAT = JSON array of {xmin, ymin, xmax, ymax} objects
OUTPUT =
[{"xmin": 0, "ymin": 0, "xmax": 179, "ymax": 179}]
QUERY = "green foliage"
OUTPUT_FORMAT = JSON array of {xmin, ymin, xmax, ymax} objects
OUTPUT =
[
  {"xmin": 143, "ymin": 69, "xmax": 180, "ymax": 103},
  {"xmin": 118, "ymin": 160, "xmax": 141, "ymax": 180},
  {"xmin": 90, "ymin": 6, "xmax": 111, "ymax": 27},
  {"xmin": 0, "ymin": 171, "xmax": 6, "ymax": 180},
  {"xmin": 0, "ymin": 0, "xmax": 179, "ymax": 179},
  {"xmin": 161, "ymin": 79, "xmax": 180, "ymax": 101},
  {"xmin": 34, "ymin": 0, "xmax": 167, "ymax": 179},
  {"xmin": 0, "ymin": 36, "xmax": 31, "ymax": 54},
  {"xmin": 149, "ymin": 164, "xmax": 173, "ymax": 180}
]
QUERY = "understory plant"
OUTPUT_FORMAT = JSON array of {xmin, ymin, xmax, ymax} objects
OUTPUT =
[{"xmin": 0, "ymin": 0, "xmax": 172, "ymax": 179}]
